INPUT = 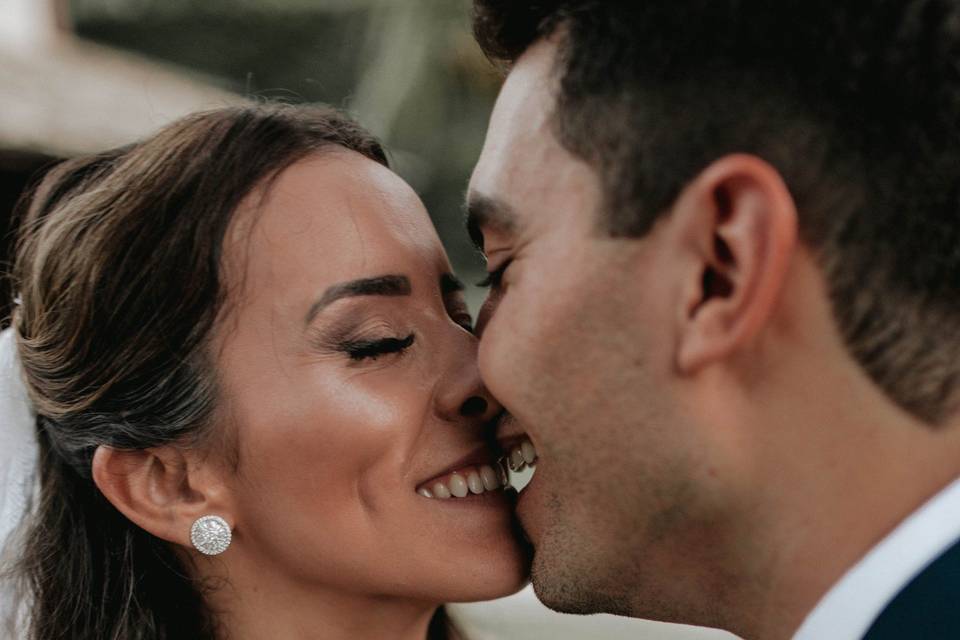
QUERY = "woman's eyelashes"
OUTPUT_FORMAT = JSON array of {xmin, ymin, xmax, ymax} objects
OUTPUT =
[
  {"xmin": 339, "ymin": 334, "xmax": 415, "ymax": 361},
  {"xmin": 450, "ymin": 312, "xmax": 474, "ymax": 333},
  {"xmin": 445, "ymin": 298, "xmax": 475, "ymax": 333}
]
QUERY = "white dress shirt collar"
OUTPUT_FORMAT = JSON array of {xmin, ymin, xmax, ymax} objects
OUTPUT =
[{"xmin": 793, "ymin": 475, "xmax": 960, "ymax": 640}]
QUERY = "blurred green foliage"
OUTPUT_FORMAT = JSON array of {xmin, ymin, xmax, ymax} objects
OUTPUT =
[{"xmin": 71, "ymin": 0, "xmax": 502, "ymax": 285}]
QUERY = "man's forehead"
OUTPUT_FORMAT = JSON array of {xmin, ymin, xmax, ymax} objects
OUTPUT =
[
  {"xmin": 491, "ymin": 39, "xmax": 558, "ymax": 145},
  {"xmin": 471, "ymin": 37, "xmax": 560, "ymax": 193}
]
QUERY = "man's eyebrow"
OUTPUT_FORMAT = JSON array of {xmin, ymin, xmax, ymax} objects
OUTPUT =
[
  {"xmin": 305, "ymin": 275, "xmax": 411, "ymax": 325},
  {"xmin": 465, "ymin": 193, "xmax": 518, "ymax": 253}
]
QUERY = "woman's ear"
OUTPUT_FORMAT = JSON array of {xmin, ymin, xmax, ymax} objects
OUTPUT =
[
  {"xmin": 91, "ymin": 443, "xmax": 233, "ymax": 550},
  {"xmin": 670, "ymin": 154, "xmax": 798, "ymax": 374}
]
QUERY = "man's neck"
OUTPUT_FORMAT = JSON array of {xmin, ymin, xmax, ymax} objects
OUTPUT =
[{"xmin": 732, "ymin": 391, "xmax": 960, "ymax": 640}]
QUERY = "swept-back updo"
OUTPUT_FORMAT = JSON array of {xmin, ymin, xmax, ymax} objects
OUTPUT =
[{"xmin": 6, "ymin": 104, "xmax": 389, "ymax": 639}]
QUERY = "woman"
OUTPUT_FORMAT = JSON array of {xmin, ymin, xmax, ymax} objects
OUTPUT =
[{"xmin": 3, "ymin": 103, "xmax": 530, "ymax": 639}]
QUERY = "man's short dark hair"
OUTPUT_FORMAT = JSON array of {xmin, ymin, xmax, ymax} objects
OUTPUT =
[{"xmin": 473, "ymin": 0, "xmax": 960, "ymax": 424}]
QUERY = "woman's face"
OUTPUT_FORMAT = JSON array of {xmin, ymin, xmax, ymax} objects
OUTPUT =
[{"xmin": 212, "ymin": 150, "xmax": 528, "ymax": 602}]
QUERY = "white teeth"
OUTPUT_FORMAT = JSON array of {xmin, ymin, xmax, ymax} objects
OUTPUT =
[
  {"xmin": 506, "ymin": 438, "xmax": 538, "ymax": 472},
  {"xmin": 509, "ymin": 447, "xmax": 525, "ymax": 471},
  {"xmin": 521, "ymin": 440, "xmax": 537, "ymax": 464},
  {"xmin": 497, "ymin": 459, "xmax": 510, "ymax": 487},
  {"xmin": 432, "ymin": 482, "xmax": 451, "ymax": 499},
  {"xmin": 480, "ymin": 465, "xmax": 499, "ymax": 491},
  {"xmin": 418, "ymin": 463, "xmax": 506, "ymax": 499},
  {"xmin": 503, "ymin": 438, "xmax": 538, "ymax": 494},
  {"xmin": 416, "ymin": 442, "xmax": 537, "ymax": 499},
  {"xmin": 448, "ymin": 473, "xmax": 469, "ymax": 498},
  {"xmin": 467, "ymin": 470, "xmax": 484, "ymax": 494}
]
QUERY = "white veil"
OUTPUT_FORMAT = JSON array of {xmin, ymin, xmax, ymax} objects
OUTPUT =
[
  {"xmin": 0, "ymin": 327, "xmax": 37, "ymax": 636},
  {"xmin": 0, "ymin": 327, "xmax": 36, "ymax": 541}
]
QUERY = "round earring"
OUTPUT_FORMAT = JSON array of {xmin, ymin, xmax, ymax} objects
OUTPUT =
[{"xmin": 190, "ymin": 515, "xmax": 232, "ymax": 556}]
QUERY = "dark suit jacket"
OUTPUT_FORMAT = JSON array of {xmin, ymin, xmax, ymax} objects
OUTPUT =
[{"xmin": 862, "ymin": 537, "xmax": 960, "ymax": 639}]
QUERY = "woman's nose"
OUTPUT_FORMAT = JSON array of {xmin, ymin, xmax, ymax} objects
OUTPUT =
[{"xmin": 435, "ymin": 349, "xmax": 503, "ymax": 424}]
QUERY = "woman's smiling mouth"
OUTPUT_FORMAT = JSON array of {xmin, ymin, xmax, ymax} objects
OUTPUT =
[
  {"xmin": 417, "ymin": 464, "xmax": 505, "ymax": 499},
  {"xmin": 415, "ymin": 438, "xmax": 539, "ymax": 499},
  {"xmin": 416, "ymin": 444, "xmax": 508, "ymax": 499}
]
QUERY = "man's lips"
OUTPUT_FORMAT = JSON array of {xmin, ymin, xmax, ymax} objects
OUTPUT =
[
  {"xmin": 496, "ymin": 415, "xmax": 538, "ymax": 473},
  {"xmin": 499, "ymin": 435, "xmax": 538, "ymax": 473},
  {"xmin": 495, "ymin": 412, "xmax": 525, "ymax": 442},
  {"xmin": 496, "ymin": 434, "xmax": 528, "ymax": 455}
]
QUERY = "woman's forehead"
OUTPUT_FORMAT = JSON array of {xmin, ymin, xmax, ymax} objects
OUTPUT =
[{"xmin": 223, "ymin": 151, "xmax": 447, "ymax": 303}]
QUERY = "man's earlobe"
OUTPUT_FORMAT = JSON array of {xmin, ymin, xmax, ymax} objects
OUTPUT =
[{"xmin": 674, "ymin": 154, "xmax": 798, "ymax": 374}]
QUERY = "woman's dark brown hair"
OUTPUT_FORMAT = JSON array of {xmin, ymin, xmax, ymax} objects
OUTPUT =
[{"xmin": 2, "ymin": 103, "xmax": 461, "ymax": 639}]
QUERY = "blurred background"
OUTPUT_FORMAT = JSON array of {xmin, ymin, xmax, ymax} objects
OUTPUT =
[
  {"xmin": 1, "ymin": 0, "xmax": 498, "ymax": 313},
  {"xmin": 1, "ymin": 1, "xmax": 738, "ymax": 637}
]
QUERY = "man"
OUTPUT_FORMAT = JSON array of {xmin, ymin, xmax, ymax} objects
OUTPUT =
[{"xmin": 466, "ymin": 2, "xmax": 960, "ymax": 639}]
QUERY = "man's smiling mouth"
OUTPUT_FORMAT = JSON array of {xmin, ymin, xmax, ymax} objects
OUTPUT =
[
  {"xmin": 500, "ymin": 435, "xmax": 539, "ymax": 493},
  {"xmin": 504, "ymin": 437, "xmax": 537, "ymax": 473}
]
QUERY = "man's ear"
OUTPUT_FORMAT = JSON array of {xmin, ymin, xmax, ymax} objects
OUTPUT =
[
  {"xmin": 671, "ymin": 154, "xmax": 798, "ymax": 374},
  {"xmin": 91, "ymin": 444, "xmax": 233, "ymax": 550}
]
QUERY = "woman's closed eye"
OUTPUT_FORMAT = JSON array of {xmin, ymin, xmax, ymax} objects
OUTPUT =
[
  {"xmin": 450, "ymin": 312, "xmax": 474, "ymax": 333},
  {"xmin": 445, "ymin": 297, "xmax": 475, "ymax": 333},
  {"xmin": 339, "ymin": 334, "xmax": 415, "ymax": 361},
  {"xmin": 440, "ymin": 272, "xmax": 475, "ymax": 333}
]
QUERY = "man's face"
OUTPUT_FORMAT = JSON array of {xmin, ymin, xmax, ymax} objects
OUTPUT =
[{"xmin": 469, "ymin": 38, "xmax": 713, "ymax": 618}]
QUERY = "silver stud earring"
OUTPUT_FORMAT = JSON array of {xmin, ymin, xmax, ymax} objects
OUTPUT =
[{"xmin": 190, "ymin": 515, "xmax": 232, "ymax": 555}]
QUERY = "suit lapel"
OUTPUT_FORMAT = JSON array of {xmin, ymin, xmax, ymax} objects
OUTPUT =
[{"xmin": 862, "ymin": 536, "xmax": 960, "ymax": 639}]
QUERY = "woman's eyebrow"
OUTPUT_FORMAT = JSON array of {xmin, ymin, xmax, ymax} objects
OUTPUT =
[{"xmin": 305, "ymin": 275, "xmax": 411, "ymax": 324}]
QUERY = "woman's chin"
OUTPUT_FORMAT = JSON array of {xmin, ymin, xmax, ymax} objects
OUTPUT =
[
  {"xmin": 396, "ymin": 481, "xmax": 531, "ymax": 602},
  {"xmin": 438, "ymin": 537, "xmax": 532, "ymax": 603},
  {"xmin": 467, "ymin": 572, "xmax": 531, "ymax": 603}
]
